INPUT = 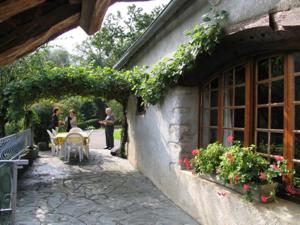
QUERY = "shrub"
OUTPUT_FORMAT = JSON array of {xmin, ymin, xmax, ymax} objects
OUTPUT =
[
  {"xmin": 191, "ymin": 142, "xmax": 225, "ymax": 174},
  {"xmin": 77, "ymin": 118, "xmax": 101, "ymax": 130},
  {"xmin": 218, "ymin": 144, "xmax": 269, "ymax": 185},
  {"xmin": 30, "ymin": 103, "xmax": 52, "ymax": 143}
]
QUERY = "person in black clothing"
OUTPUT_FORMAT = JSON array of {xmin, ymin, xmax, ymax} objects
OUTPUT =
[
  {"xmin": 65, "ymin": 110, "xmax": 77, "ymax": 132},
  {"xmin": 99, "ymin": 108, "xmax": 114, "ymax": 150},
  {"xmin": 51, "ymin": 107, "xmax": 64, "ymax": 131}
]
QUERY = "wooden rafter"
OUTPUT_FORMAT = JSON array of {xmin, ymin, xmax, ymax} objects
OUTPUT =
[
  {"xmin": 0, "ymin": 0, "xmax": 46, "ymax": 22},
  {"xmin": 0, "ymin": 13, "xmax": 80, "ymax": 65}
]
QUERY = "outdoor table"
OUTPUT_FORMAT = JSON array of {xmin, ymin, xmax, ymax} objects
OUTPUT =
[
  {"xmin": 55, "ymin": 132, "xmax": 89, "ymax": 145},
  {"xmin": 54, "ymin": 132, "xmax": 90, "ymax": 159}
]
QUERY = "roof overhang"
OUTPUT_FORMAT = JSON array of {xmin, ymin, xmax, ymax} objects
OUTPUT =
[{"xmin": 0, "ymin": 0, "xmax": 152, "ymax": 66}]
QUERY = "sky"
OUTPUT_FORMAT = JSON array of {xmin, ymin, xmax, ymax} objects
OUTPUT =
[{"xmin": 49, "ymin": 0, "xmax": 171, "ymax": 54}]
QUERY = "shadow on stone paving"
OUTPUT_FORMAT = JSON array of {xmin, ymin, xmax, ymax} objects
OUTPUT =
[{"xmin": 16, "ymin": 150, "xmax": 199, "ymax": 225}]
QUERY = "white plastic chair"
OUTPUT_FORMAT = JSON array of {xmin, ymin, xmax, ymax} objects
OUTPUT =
[
  {"xmin": 64, "ymin": 133, "xmax": 84, "ymax": 162},
  {"xmin": 69, "ymin": 127, "xmax": 83, "ymax": 133},
  {"xmin": 47, "ymin": 130, "xmax": 59, "ymax": 155},
  {"xmin": 84, "ymin": 130, "xmax": 94, "ymax": 158},
  {"xmin": 51, "ymin": 129, "xmax": 57, "ymax": 136}
]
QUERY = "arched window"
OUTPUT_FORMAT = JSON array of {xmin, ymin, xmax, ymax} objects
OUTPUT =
[{"xmin": 199, "ymin": 53, "xmax": 300, "ymax": 186}]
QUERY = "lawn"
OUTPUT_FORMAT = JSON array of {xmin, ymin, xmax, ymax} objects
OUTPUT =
[{"xmin": 114, "ymin": 128, "xmax": 121, "ymax": 140}]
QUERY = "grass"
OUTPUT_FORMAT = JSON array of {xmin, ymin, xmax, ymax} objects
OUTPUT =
[{"xmin": 114, "ymin": 128, "xmax": 121, "ymax": 141}]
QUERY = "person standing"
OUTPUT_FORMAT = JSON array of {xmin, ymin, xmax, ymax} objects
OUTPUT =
[
  {"xmin": 65, "ymin": 109, "xmax": 77, "ymax": 132},
  {"xmin": 51, "ymin": 107, "xmax": 64, "ymax": 131},
  {"xmin": 99, "ymin": 108, "xmax": 114, "ymax": 149}
]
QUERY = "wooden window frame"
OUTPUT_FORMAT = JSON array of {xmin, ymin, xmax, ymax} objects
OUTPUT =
[{"xmin": 199, "ymin": 53, "xmax": 300, "ymax": 186}]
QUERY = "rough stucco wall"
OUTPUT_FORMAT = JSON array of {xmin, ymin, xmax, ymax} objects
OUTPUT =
[{"xmin": 127, "ymin": 86, "xmax": 199, "ymax": 174}]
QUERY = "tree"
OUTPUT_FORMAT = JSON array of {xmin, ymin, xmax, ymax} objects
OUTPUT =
[{"xmin": 75, "ymin": 4, "xmax": 164, "ymax": 67}]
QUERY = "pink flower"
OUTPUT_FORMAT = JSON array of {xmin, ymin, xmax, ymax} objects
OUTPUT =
[
  {"xmin": 179, "ymin": 159, "xmax": 183, "ymax": 165},
  {"xmin": 286, "ymin": 185, "xmax": 297, "ymax": 195},
  {"xmin": 217, "ymin": 192, "xmax": 226, "ymax": 197},
  {"xmin": 243, "ymin": 184, "xmax": 250, "ymax": 191},
  {"xmin": 261, "ymin": 195, "xmax": 267, "ymax": 203},
  {"xmin": 191, "ymin": 149, "xmax": 200, "ymax": 156},
  {"xmin": 227, "ymin": 135, "xmax": 234, "ymax": 143},
  {"xmin": 271, "ymin": 164, "xmax": 279, "ymax": 170},
  {"xmin": 259, "ymin": 172, "xmax": 266, "ymax": 181},
  {"xmin": 183, "ymin": 158, "xmax": 191, "ymax": 170},
  {"xmin": 274, "ymin": 155, "xmax": 284, "ymax": 162}
]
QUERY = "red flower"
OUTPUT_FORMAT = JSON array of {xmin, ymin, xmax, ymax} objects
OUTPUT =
[
  {"xmin": 226, "ymin": 152, "xmax": 234, "ymax": 163},
  {"xmin": 286, "ymin": 185, "xmax": 297, "ymax": 195},
  {"xmin": 261, "ymin": 195, "xmax": 267, "ymax": 203},
  {"xmin": 191, "ymin": 149, "xmax": 200, "ymax": 156},
  {"xmin": 184, "ymin": 158, "xmax": 191, "ymax": 170},
  {"xmin": 227, "ymin": 135, "xmax": 234, "ymax": 143},
  {"xmin": 243, "ymin": 184, "xmax": 250, "ymax": 191},
  {"xmin": 274, "ymin": 155, "xmax": 284, "ymax": 162},
  {"xmin": 235, "ymin": 175, "xmax": 239, "ymax": 182},
  {"xmin": 259, "ymin": 172, "xmax": 266, "ymax": 181}
]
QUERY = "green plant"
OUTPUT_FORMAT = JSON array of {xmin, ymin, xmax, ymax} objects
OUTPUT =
[
  {"xmin": 191, "ymin": 143, "xmax": 225, "ymax": 174},
  {"xmin": 218, "ymin": 143, "xmax": 269, "ymax": 185}
]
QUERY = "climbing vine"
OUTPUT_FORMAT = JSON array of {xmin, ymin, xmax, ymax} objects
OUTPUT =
[{"xmin": 1, "ymin": 9, "xmax": 228, "ymax": 156}]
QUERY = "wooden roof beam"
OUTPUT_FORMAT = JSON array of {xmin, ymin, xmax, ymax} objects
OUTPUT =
[
  {"xmin": 0, "ymin": 0, "xmax": 46, "ymax": 22},
  {"xmin": 80, "ymin": 0, "xmax": 153, "ymax": 35},
  {"xmin": 0, "ymin": 13, "xmax": 80, "ymax": 66}
]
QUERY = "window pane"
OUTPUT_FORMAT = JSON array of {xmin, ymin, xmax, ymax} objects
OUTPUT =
[
  {"xmin": 202, "ymin": 109, "xmax": 209, "ymax": 127},
  {"xmin": 294, "ymin": 134, "xmax": 300, "ymax": 159},
  {"xmin": 294, "ymin": 53, "xmax": 300, "ymax": 73},
  {"xmin": 271, "ymin": 79, "xmax": 284, "ymax": 103},
  {"xmin": 294, "ymin": 164, "xmax": 300, "ymax": 178},
  {"xmin": 234, "ymin": 109, "xmax": 245, "ymax": 128},
  {"xmin": 223, "ymin": 109, "xmax": 233, "ymax": 128},
  {"xmin": 235, "ymin": 65, "xmax": 245, "ymax": 84},
  {"xmin": 210, "ymin": 128, "xmax": 218, "ymax": 143},
  {"xmin": 271, "ymin": 107, "xmax": 283, "ymax": 129},
  {"xmin": 224, "ymin": 88, "xmax": 233, "ymax": 107},
  {"xmin": 271, "ymin": 56, "xmax": 284, "ymax": 77},
  {"xmin": 270, "ymin": 133, "xmax": 283, "ymax": 155},
  {"xmin": 211, "ymin": 91, "xmax": 218, "ymax": 107},
  {"xmin": 258, "ymin": 59, "xmax": 269, "ymax": 81},
  {"xmin": 257, "ymin": 132, "xmax": 268, "ymax": 153},
  {"xmin": 235, "ymin": 86, "xmax": 245, "ymax": 106},
  {"xmin": 202, "ymin": 127, "xmax": 209, "ymax": 147},
  {"xmin": 295, "ymin": 77, "xmax": 300, "ymax": 101},
  {"xmin": 258, "ymin": 83, "xmax": 269, "ymax": 104},
  {"xmin": 210, "ymin": 110, "xmax": 218, "ymax": 126},
  {"xmin": 203, "ymin": 91, "xmax": 210, "ymax": 108},
  {"xmin": 211, "ymin": 78, "xmax": 219, "ymax": 89},
  {"xmin": 234, "ymin": 131, "xmax": 244, "ymax": 144},
  {"xmin": 224, "ymin": 70, "xmax": 233, "ymax": 87},
  {"xmin": 257, "ymin": 107, "xmax": 268, "ymax": 128},
  {"xmin": 295, "ymin": 105, "xmax": 300, "ymax": 130}
]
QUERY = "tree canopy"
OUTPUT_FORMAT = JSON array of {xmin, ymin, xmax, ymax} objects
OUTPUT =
[{"xmin": 75, "ymin": 5, "xmax": 164, "ymax": 67}]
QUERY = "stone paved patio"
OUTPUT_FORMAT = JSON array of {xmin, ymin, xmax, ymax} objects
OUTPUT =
[{"xmin": 16, "ymin": 130, "xmax": 199, "ymax": 225}]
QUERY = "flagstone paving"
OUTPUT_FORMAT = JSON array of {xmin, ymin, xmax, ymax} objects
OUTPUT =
[{"xmin": 16, "ymin": 131, "xmax": 199, "ymax": 225}]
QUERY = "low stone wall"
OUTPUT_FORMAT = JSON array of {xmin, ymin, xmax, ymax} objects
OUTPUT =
[{"xmin": 166, "ymin": 166, "xmax": 299, "ymax": 225}]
